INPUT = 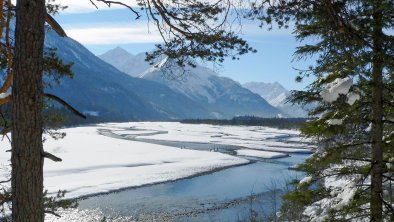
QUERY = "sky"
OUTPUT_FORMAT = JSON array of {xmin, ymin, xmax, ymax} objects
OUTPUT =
[{"xmin": 53, "ymin": 1, "xmax": 314, "ymax": 90}]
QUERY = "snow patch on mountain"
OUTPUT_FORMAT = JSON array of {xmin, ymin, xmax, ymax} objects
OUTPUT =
[
  {"xmin": 243, "ymin": 82, "xmax": 309, "ymax": 117},
  {"xmin": 141, "ymin": 61, "xmax": 221, "ymax": 104},
  {"xmin": 243, "ymin": 82, "xmax": 289, "ymax": 105},
  {"xmin": 99, "ymin": 47, "xmax": 150, "ymax": 77}
]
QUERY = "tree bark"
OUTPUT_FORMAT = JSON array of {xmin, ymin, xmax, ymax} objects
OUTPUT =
[
  {"xmin": 370, "ymin": 3, "xmax": 384, "ymax": 221},
  {"xmin": 11, "ymin": 0, "xmax": 46, "ymax": 221}
]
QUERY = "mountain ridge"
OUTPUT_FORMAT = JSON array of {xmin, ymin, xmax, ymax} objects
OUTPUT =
[
  {"xmin": 99, "ymin": 47, "xmax": 284, "ymax": 118},
  {"xmin": 45, "ymin": 31, "xmax": 212, "ymax": 121},
  {"xmin": 243, "ymin": 81, "xmax": 308, "ymax": 117}
]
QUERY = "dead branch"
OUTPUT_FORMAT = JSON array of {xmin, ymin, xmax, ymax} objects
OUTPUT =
[
  {"xmin": 44, "ymin": 93, "xmax": 86, "ymax": 119},
  {"xmin": 42, "ymin": 151, "xmax": 62, "ymax": 162},
  {"xmin": 46, "ymin": 13, "xmax": 67, "ymax": 37}
]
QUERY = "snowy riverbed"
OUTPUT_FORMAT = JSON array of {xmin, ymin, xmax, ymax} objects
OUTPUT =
[
  {"xmin": 104, "ymin": 122, "xmax": 314, "ymax": 153},
  {"xmin": 0, "ymin": 126, "xmax": 247, "ymax": 198},
  {"xmin": 0, "ymin": 122, "xmax": 313, "ymax": 221},
  {"xmin": 0, "ymin": 122, "xmax": 312, "ymax": 199}
]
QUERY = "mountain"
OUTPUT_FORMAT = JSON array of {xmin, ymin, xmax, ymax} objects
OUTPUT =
[
  {"xmin": 45, "ymin": 31, "xmax": 212, "ymax": 121},
  {"xmin": 242, "ymin": 82, "xmax": 289, "ymax": 106},
  {"xmin": 243, "ymin": 82, "xmax": 308, "ymax": 117},
  {"xmin": 100, "ymin": 48, "xmax": 284, "ymax": 118},
  {"xmin": 99, "ymin": 47, "xmax": 150, "ymax": 77}
]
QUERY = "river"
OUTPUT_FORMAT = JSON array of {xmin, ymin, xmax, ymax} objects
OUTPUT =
[{"xmin": 76, "ymin": 125, "xmax": 309, "ymax": 221}]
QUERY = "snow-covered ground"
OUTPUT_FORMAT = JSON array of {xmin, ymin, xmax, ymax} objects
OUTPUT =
[
  {"xmin": 0, "ymin": 125, "xmax": 248, "ymax": 199},
  {"xmin": 104, "ymin": 122, "xmax": 314, "ymax": 153},
  {"xmin": 0, "ymin": 122, "xmax": 312, "ymax": 200},
  {"xmin": 236, "ymin": 149, "xmax": 288, "ymax": 159},
  {"xmin": 45, "ymin": 208, "xmax": 135, "ymax": 222}
]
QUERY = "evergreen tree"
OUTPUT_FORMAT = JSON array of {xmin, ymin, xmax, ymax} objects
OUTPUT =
[
  {"xmin": 0, "ymin": 2, "xmax": 80, "ymax": 219},
  {"xmin": 250, "ymin": 0, "xmax": 393, "ymax": 221}
]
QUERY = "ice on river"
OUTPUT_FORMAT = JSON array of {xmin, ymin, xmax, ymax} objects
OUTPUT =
[
  {"xmin": 104, "ymin": 122, "xmax": 314, "ymax": 153},
  {"xmin": 236, "ymin": 149, "xmax": 288, "ymax": 159}
]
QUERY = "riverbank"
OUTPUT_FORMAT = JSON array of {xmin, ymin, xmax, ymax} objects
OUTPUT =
[
  {"xmin": 0, "ymin": 122, "xmax": 313, "ymax": 221},
  {"xmin": 76, "ymin": 154, "xmax": 309, "ymax": 222},
  {"xmin": 0, "ymin": 125, "xmax": 249, "ymax": 199}
]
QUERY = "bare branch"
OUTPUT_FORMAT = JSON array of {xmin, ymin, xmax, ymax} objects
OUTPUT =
[
  {"xmin": 89, "ymin": 0, "xmax": 99, "ymax": 9},
  {"xmin": 44, "ymin": 93, "xmax": 86, "ymax": 119},
  {"xmin": 94, "ymin": 0, "xmax": 141, "ymax": 19},
  {"xmin": 46, "ymin": 13, "xmax": 67, "ymax": 37},
  {"xmin": 44, "ymin": 210, "xmax": 61, "ymax": 217},
  {"xmin": 42, "ymin": 151, "xmax": 62, "ymax": 162}
]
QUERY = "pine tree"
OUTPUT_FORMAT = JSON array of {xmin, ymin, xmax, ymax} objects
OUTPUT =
[
  {"xmin": 0, "ymin": 2, "xmax": 80, "ymax": 218},
  {"xmin": 250, "ymin": 0, "xmax": 393, "ymax": 220}
]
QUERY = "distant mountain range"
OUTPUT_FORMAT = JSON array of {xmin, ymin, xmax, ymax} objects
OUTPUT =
[
  {"xmin": 99, "ymin": 47, "xmax": 284, "ymax": 119},
  {"xmin": 242, "ymin": 82, "xmax": 308, "ymax": 117},
  {"xmin": 45, "ymin": 31, "xmax": 211, "ymax": 121},
  {"xmin": 45, "ymin": 32, "xmax": 284, "ymax": 122},
  {"xmin": 100, "ymin": 47, "xmax": 308, "ymax": 118}
]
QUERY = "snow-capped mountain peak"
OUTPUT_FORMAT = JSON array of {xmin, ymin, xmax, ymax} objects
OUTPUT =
[
  {"xmin": 243, "ymin": 81, "xmax": 308, "ymax": 117},
  {"xmin": 99, "ymin": 49, "xmax": 150, "ymax": 77},
  {"xmin": 100, "ymin": 47, "xmax": 284, "ymax": 118},
  {"xmin": 243, "ymin": 82, "xmax": 290, "ymax": 105}
]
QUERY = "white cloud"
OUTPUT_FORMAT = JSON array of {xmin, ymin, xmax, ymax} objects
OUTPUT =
[
  {"xmin": 53, "ymin": 0, "xmax": 138, "ymax": 14},
  {"xmin": 65, "ymin": 24, "xmax": 163, "ymax": 44}
]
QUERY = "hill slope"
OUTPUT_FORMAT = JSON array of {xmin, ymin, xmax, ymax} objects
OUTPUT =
[{"xmin": 45, "ymin": 31, "xmax": 211, "ymax": 121}]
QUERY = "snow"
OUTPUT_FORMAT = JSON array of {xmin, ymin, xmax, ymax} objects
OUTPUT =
[
  {"xmin": 45, "ymin": 208, "xmax": 134, "ymax": 222},
  {"xmin": 140, "ymin": 56, "xmax": 169, "ymax": 76},
  {"xmin": 140, "ymin": 59, "xmax": 226, "ymax": 104},
  {"xmin": 271, "ymin": 92, "xmax": 288, "ymax": 107},
  {"xmin": 326, "ymin": 119, "xmax": 343, "ymax": 125},
  {"xmin": 82, "ymin": 110, "xmax": 99, "ymax": 117},
  {"xmin": 243, "ymin": 82, "xmax": 289, "ymax": 106},
  {"xmin": 302, "ymin": 163, "xmax": 362, "ymax": 221},
  {"xmin": 0, "ymin": 121, "xmax": 312, "ymax": 210},
  {"xmin": 0, "ymin": 121, "xmax": 313, "ymax": 221},
  {"xmin": 0, "ymin": 91, "xmax": 11, "ymax": 99},
  {"xmin": 303, "ymin": 177, "xmax": 357, "ymax": 221},
  {"xmin": 154, "ymin": 56, "xmax": 168, "ymax": 69},
  {"xmin": 236, "ymin": 149, "xmax": 288, "ymax": 159},
  {"xmin": 0, "ymin": 125, "xmax": 248, "ymax": 199},
  {"xmin": 320, "ymin": 77, "xmax": 353, "ymax": 103},
  {"xmin": 243, "ymin": 81, "xmax": 309, "ymax": 117},
  {"xmin": 113, "ymin": 122, "xmax": 314, "ymax": 153},
  {"xmin": 299, "ymin": 176, "xmax": 312, "ymax": 185},
  {"xmin": 346, "ymin": 92, "xmax": 360, "ymax": 105}
]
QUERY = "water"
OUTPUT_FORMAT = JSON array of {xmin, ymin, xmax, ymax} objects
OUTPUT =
[
  {"xmin": 77, "ymin": 126, "xmax": 309, "ymax": 221},
  {"xmin": 78, "ymin": 154, "xmax": 307, "ymax": 221}
]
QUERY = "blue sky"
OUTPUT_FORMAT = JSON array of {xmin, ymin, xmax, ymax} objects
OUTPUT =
[{"xmin": 53, "ymin": 1, "xmax": 314, "ymax": 90}]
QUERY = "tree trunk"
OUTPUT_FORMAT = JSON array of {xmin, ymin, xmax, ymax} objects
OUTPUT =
[
  {"xmin": 11, "ymin": 0, "xmax": 46, "ymax": 221},
  {"xmin": 370, "ymin": 3, "xmax": 384, "ymax": 221}
]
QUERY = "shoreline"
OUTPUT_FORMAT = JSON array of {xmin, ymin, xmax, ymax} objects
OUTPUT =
[
  {"xmin": 70, "ymin": 127, "xmax": 310, "ymax": 201},
  {"xmin": 72, "ymin": 160, "xmax": 254, "ymax": 201}
]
